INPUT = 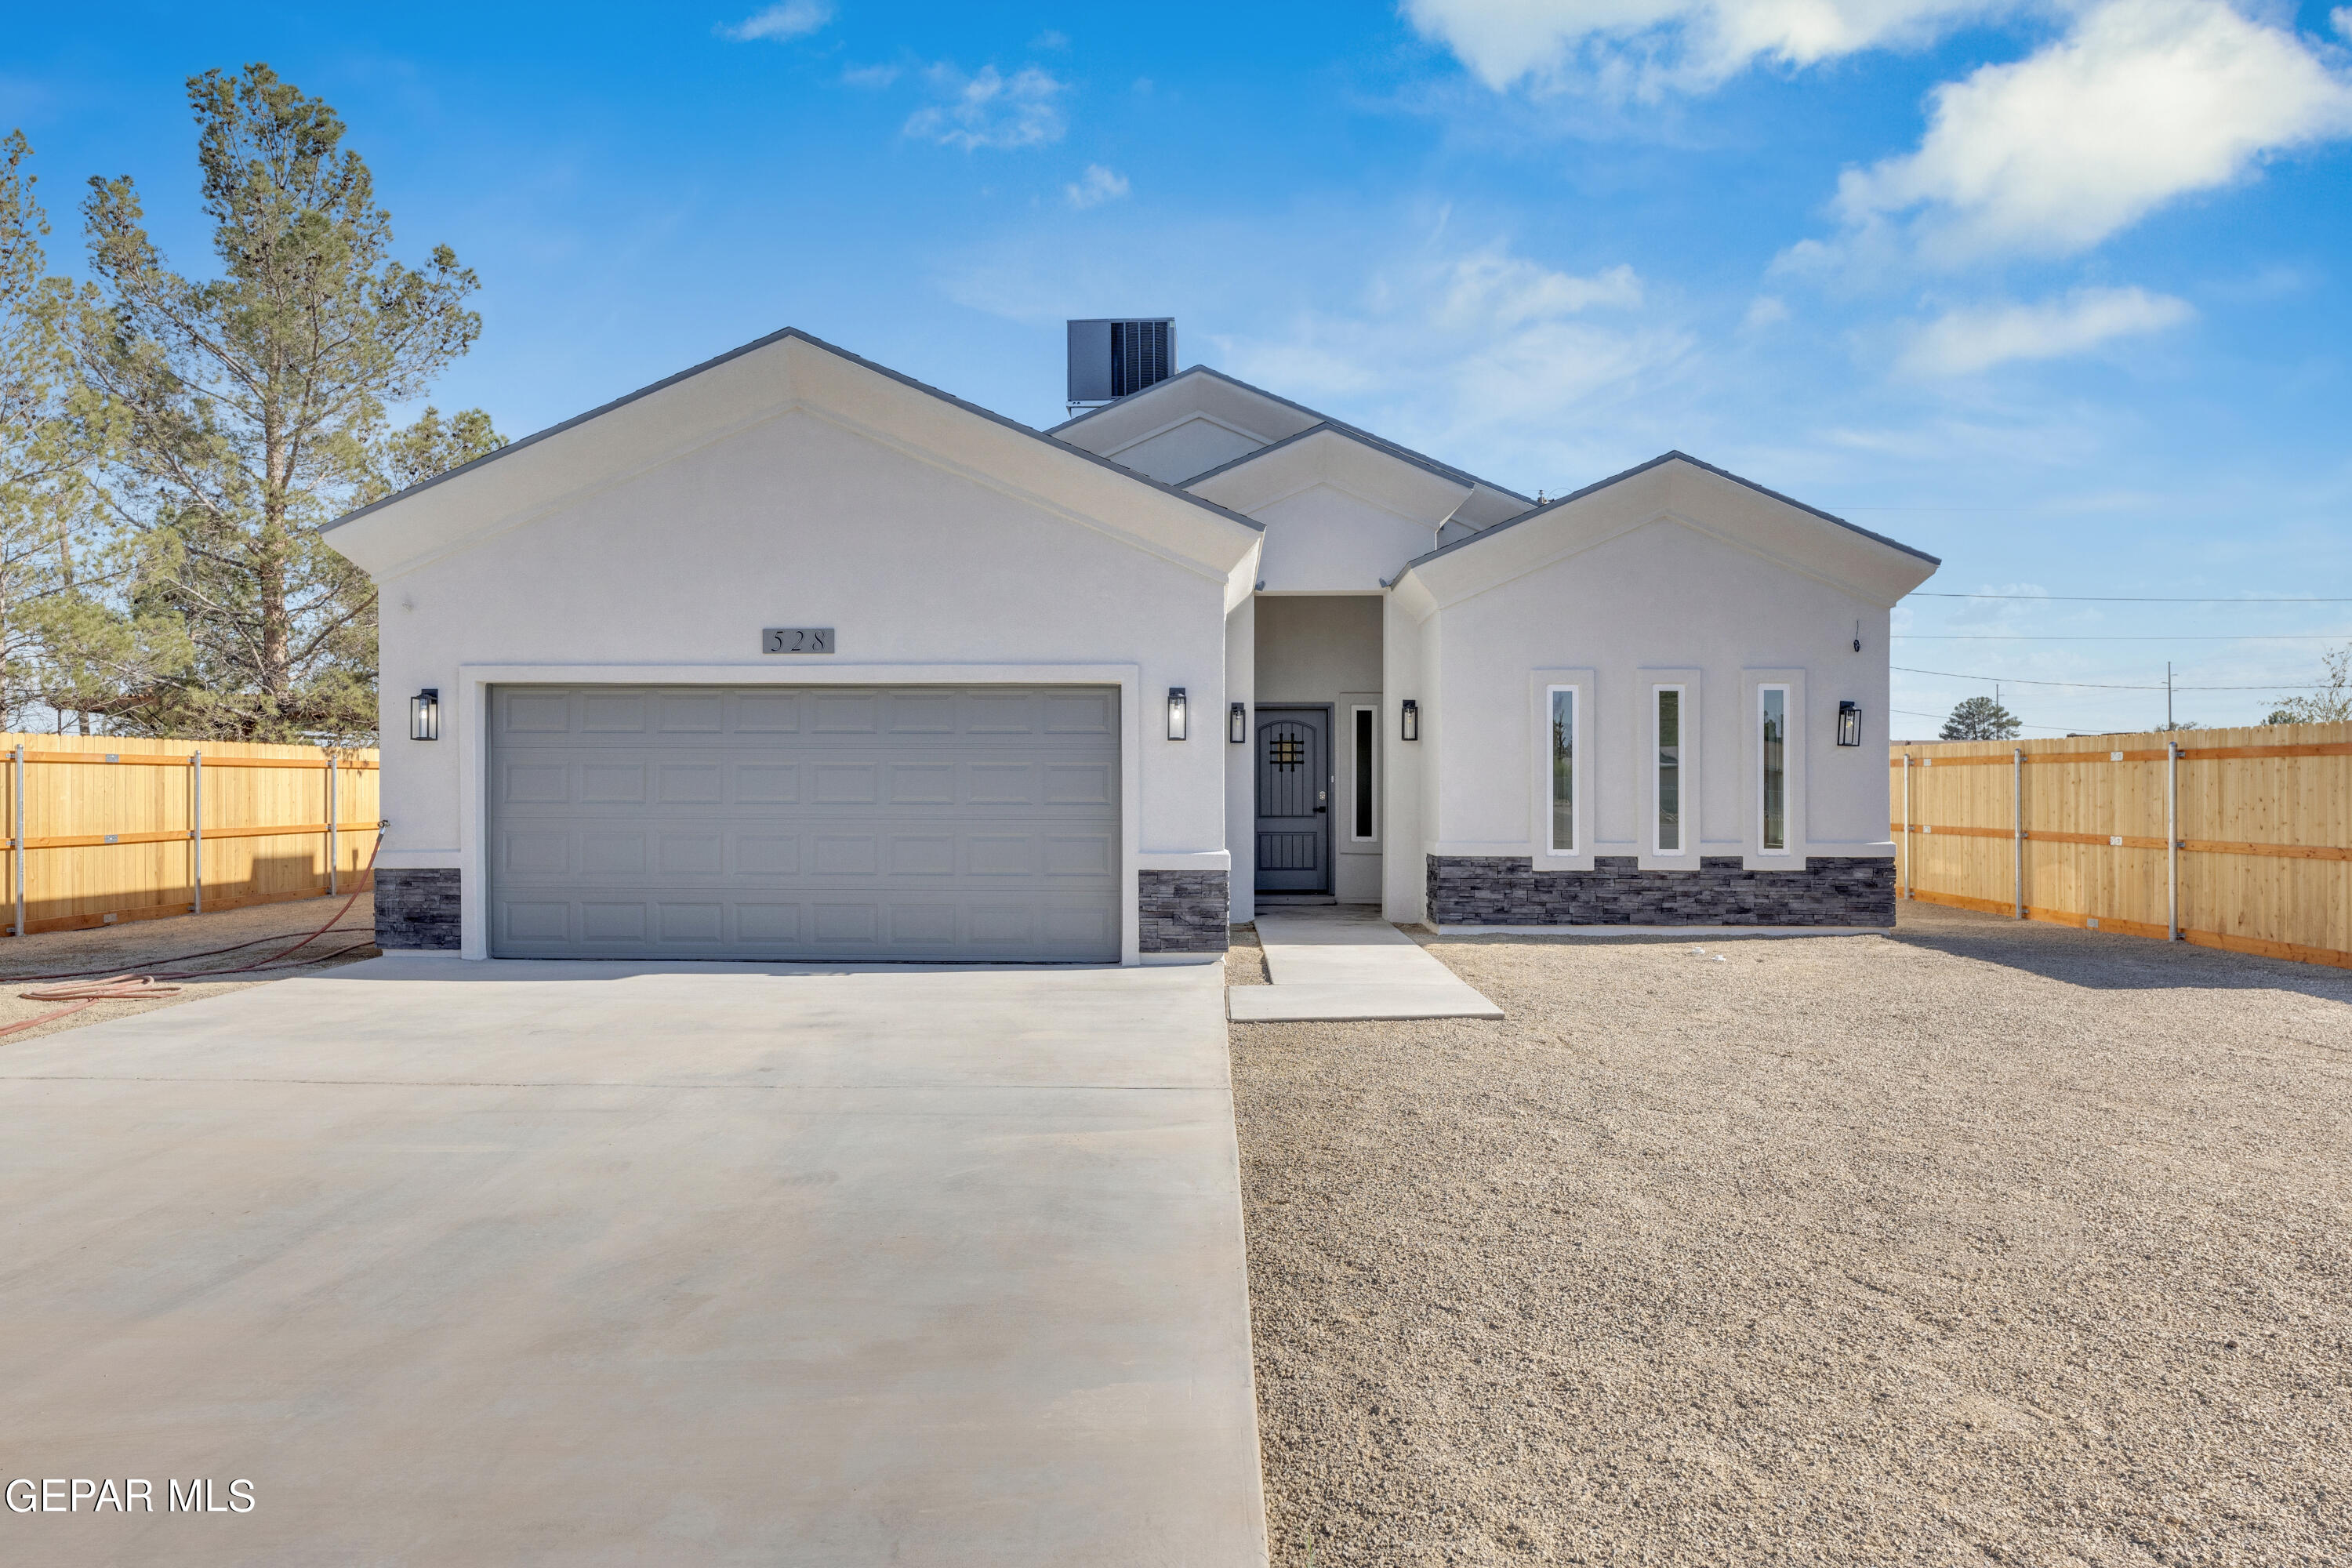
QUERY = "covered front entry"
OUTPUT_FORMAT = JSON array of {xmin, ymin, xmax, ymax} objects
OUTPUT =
[
  {"xmin": 486, "ymin": 684, "xmax": 1121, "ymax": 961},
  {"xmin": 1254, "ymin": 706, "xmax": 1330, "ymax": 894}
]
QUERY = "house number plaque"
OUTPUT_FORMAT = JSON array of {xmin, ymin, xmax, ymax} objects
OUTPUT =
[{"xmin": 762, "ymin": 627, "xmax": 836, "ymax": 655}]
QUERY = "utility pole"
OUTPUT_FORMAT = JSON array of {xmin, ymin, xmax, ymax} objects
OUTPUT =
[{"xmin": 2165, "ymin": 661, "xmax": 2174, "ymax": 731}]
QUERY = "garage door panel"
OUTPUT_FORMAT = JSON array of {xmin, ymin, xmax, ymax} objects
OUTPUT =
[
  {"xmin": 503, "ymin": 692, "xmax": 572, "ymax": 733},
  {"xmin": 488, "ymin": 685, "xmax": 1120, "ymax": 961},
  {"xmin": 656, "ymin": 692, "xmax": 724, "ymax": 732},
  {"xmin": 735, "ymin": 763, "xmax": 799, "ymax": 804},
  {"xmin": 579, "ymin": 693, "xmax": 647, "ymax": 732},
  {"xmin": 581, "ymin": 833, "xmax": 648, "ymax": 877}
]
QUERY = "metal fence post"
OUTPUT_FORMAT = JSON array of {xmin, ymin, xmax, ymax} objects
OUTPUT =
[
  {"xmin": 2167, "ymin": 740, "xmax": 2180, "ymax": 941},
  {"xmin": 327, "ymin": 754, "xmax": 339, "ymax": 897},
  {"xmin": 191, "ymin": 751, "xmax": 203, "ymax": 916},
  {"xmin": 2013, "ymin": 746, "xmax": 2025, "ymax": 920},
  {"xmin": 11, "ymin": 743, "xmax": 23, "ymax": 938},
  {"xmin": 1900, "ymin": 753, "xmax": 1913, "ymax": 901}
]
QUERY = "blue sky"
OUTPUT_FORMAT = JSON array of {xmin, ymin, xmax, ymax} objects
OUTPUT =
[{"xmin": 6, "ymin": 0, "xmax": 2350, "ymax": 734}]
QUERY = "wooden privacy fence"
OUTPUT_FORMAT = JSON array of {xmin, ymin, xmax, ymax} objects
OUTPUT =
[
  {"xmin": 1890, "ymin": 721, "xmax": 2352, "ymax": 971},
  {"xmin": 0, "ymin": 734, "xmax": 379, "ymax": 938}
]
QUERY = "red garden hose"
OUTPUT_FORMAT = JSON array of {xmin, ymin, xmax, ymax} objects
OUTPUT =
[{"xmin": 0, "ymin": 823, "xmax": 391, "ymax": 1042}]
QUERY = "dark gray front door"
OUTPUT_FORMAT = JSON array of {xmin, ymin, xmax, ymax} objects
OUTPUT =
[{"xmin": 1255, "ymin": 708, "xmax": 1329, "ymax": 893}]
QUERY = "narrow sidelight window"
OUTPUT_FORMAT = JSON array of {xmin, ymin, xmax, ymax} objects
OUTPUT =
[
  {"xmin": 1655, "ymin": 686, "xmax": 1682, "ymax": 855},
  {"xmin": 1352, "ymin": 707, "xmax": 1375, "ymax": 840},
  {"xmin": 1760, "ymin": 686, "xmax": 1788, "ymax": 852},
  {"xmin": 1548, "ymin": 687, "xmax": 1577, "ymax": 854}
]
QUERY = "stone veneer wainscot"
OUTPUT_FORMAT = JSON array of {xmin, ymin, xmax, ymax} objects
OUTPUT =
[
  {"xmin": 1426, "ymin": 855, "xmax": 1894, "ymax": 927},
  {"xmin": 1138, "ymin": 869, "xmax": 1230, "ymax": 954},
  {"xmin": 375, "ymin": 867, "xmax": 462, "ymax": 951}
]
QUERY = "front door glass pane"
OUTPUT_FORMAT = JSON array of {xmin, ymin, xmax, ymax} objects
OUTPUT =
[
  {"xmin": 1657, "ymin": 688, "xmax": 1681, "ymax": 853},
  {"xmin": 1352, "ymin": 709, "xmax": 1374, "ymax": 839},
  {"xmin": 1550, "ymin": 688, "xmax": 1575, "ymax": 853},
  {"xmin": 1761, "ymin": 688, "xmax": 1786, "ymax": 851}
]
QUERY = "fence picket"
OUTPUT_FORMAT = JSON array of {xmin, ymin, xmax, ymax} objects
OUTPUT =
[
  {"xmin": 1892, "ymin": 720, "xmax": 2352, "ymax": 970},
  {"xmin": 0, "ymin": 734, "xmax": 380, "ymax": 937}
]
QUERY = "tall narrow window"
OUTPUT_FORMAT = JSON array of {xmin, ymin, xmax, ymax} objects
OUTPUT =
[
  {"xmin": 1655, "ymin": 687, "xmax": 1682, "ymax": 855},
  {"xmin": 1352, "ymin": 707, "xmax": 1375, "ymax": 840},
  {"xmin": 1760, "ymin": 686, "xmax": 1788, "ymax": 852},
  {"xmin": 1548, "ymin": 687, "xmax": 1577, "ymax": 853}
]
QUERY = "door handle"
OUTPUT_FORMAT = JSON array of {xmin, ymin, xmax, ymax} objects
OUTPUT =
[{"xmin": 1313, "ymin": 806, "xmax": 1327, "ymax": 813}]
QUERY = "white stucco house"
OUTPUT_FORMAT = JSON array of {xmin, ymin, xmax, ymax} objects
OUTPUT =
[{"xmin": 325, "ymin": 325, "xmax": 1938, "ymax": 964}]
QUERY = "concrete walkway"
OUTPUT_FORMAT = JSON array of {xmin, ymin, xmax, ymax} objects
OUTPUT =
[
  {"xmin": 0, "ymin": 958, "xmax": 1266, "ymax": 1566},
  {"xmin": 1229, "ymin": 906, "xmax": 1503, "ymax": 1022}
]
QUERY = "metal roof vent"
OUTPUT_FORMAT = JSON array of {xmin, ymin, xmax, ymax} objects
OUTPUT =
[{"xmin": 1066, "ymin": 318, "xmax": 1175, "ymax": 413}]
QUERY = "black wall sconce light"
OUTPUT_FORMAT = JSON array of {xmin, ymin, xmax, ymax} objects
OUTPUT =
[
  {"xmin": 1836, "ymin": 700, "xmax": 1861, "ymax": 747},
  {"xmin": 1167, "ymin": 687, "xmax": 1188, "ymax": 741},
  {"xmin": 1228, "ymin": 701, "xmax": 1247, "ymax": 744},
  {"xmin": 410, "ymin": 688, "xmax": 441, "ymax": 742},
  {"xmin": 1400, "ymin": 699, "xmax": 1420, "ymax": 742}
]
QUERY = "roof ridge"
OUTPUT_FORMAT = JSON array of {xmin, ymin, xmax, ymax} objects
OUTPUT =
[
  {"xmin": 1051, "ymin": 364, "xmax": 1534, "ymax": 505},
  {"xmin": 1396, "ymin": 450, "xmax": 1940, "ymax": 575}
]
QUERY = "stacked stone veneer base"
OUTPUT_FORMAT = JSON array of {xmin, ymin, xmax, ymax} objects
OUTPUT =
[
  {"xmin": 377, "ymin": 866, "xmax": 1235, "ymax": 956},
  {"xmin": 375, "ymin": 867, "xmax": 463, "ymax": 951},
  {"xmin": 1138, "ymin": 869, "xmax": 1230, "ymax": 954},
  {"xmin": 1427, "ymin": 855, "xmax": 1895, "ymax": 927}
]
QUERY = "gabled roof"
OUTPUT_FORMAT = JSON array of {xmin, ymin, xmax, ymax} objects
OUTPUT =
[
  {"xmin": 1391, "ymin": 451, "xmax": 1940, "ymax": 612},
  {"xmin": 326, "ymin": 326, "xmax": 1263, "ymax": 541},
  {"xmin": 1052, "ymin": 365, "xmax": 1534, "ymax": 510},
  {"xmin": 1400, "ymin": 450, "xmax": 1938, "ymax": 572}
]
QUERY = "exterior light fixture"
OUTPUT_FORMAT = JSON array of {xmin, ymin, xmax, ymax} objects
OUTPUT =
[
  {"xmin": 1836, "ymin": 700, "xmax": 1861, "ymax": 747},
  {"xmin": 410, "ymin": 688, "xmax": 441, "ymax": 742},
  {"xmin": 1400, "ymin": 699, "xmax": 1420, "ymax": 742},
  {"xmin": 1166, "ymin": 687, "xmax": 1188, "ymax": 741},
  {"xmin": 1229, "ymin": 701, "xmax": 1247, "ymax": 744}
]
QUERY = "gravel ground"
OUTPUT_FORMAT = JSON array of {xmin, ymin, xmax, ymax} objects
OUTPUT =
[
  {"xmin": 0, "ymin": 894, "xmax": 378, "ymax": 1045},
  {"xmin": 1231, "ymin": 900, "xmax": 2352, "ymax": 1566}
]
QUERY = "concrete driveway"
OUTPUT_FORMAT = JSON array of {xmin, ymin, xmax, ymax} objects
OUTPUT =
[{"xmin": 0, "ymin": 957, "xmax": 1265, "ymax": 1566}]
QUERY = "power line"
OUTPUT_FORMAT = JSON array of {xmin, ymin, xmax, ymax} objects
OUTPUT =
[
  {"xmin": 1894, "ymin": 664, "xmax": 2334, "ymax": 691},
  {"xmin": 1892, "ymin": 634, "xmax": 2352, "ymax": 641},
  {"xmin": 1890, "ymin": 706, "xmax": 2080, "ymax": 734},
  {"xmin": 1905, "ymin": 593, "xmax": 2352, "ymax": 604}
]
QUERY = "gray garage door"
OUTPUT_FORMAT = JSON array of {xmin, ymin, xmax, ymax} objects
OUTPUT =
[{"xmin": 487, "ymin": 685, "xmax": 1121, "ymax": 961}]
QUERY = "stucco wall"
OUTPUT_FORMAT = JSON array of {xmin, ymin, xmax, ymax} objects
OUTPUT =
[
  {"xmin": 1254, "ymin": 595, "xmax": 1384, "ymax": 903},
  {"xmin": 1246, "ymin": 485, "xmax": 1441, "ymax": 594},
  {"xmin": 1419, "ymin": 517, "xmax": 1893, "ymax": 865},
  {"xmin": 372, "ymin": 408, "xmax": 1236, "ymax": 949}
]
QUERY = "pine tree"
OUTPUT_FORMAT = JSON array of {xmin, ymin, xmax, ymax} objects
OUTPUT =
[
  {"xmin": 0, "ymin": 129, "xmax": 116, "ymax": 733},
  {"xmin": 1940, "ymin": 695, "xmax": 2020, "ymax": 741},
  {"xmin": 76, "ymin": 65, "xmax": 500, "ymax": 742}
]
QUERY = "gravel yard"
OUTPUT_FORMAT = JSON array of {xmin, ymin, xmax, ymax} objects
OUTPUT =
[
  {"xmin": 1230, "ymin": 900, "xmax": 2352, "ymax": 1566},
  {"xmin": 0, "ymin": 894, "xmax": 378, "ymax": 1044}
]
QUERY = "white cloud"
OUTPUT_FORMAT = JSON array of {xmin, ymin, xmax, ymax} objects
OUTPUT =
[
  {"xmin": 1401, "ymin": 0, "xmax": 2022, "ymax": 95},
  {"xmin": 1742, "ymin": 294, "xmax": 1790, "ymax": 330},
  {"xmin": 1837, "ymin": 0, "xmax": 2352, "ymax": 263},
  {"xmin": 841, "ymin": 64, "xmax": 901, "ymax": 89},
  {"xmin": 1215, "ymin": 241, "xmax": 1685, "ymax": 448},
  {"xmin": 904, "ymin": 65, "xmax": 1069, "ymax": 151},
  {"xmin": 2336, "ymin": 5, "xmax": 2352, "ymax": 42},
  {"xmin": 1064, "ymin": 164, "xmax": 1131, "ymax": 208},
  {"xmin": 1897, "ymin": 285, "xmax": 2194, "ymax": 375},
  {"xmin": 720, "ymin": 0, "xmax": 833, "ymax": 42},
  {"xmin": 1030, "ymin": 29, "xmax": 1071, "ymax": 50}
]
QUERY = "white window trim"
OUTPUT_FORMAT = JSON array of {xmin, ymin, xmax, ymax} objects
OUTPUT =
[
  {"xmin": 1528, "ymin": 669, "xmax": 1595, "ymax": 872},
  {"xmin": 1757, "ymin": 681, "xmax": 1793, "ymax": 858},
  {"xmin": 1651, "ymin": 683, "xmax": 1688, "ymax": 858},
  {"xmin": 1346, "ymin": 702, "xmax": 1379, "ymax": 844},
  {"xmin": 1544, "ymin": 683, "xmax": 1584, "ymax": 857}
]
